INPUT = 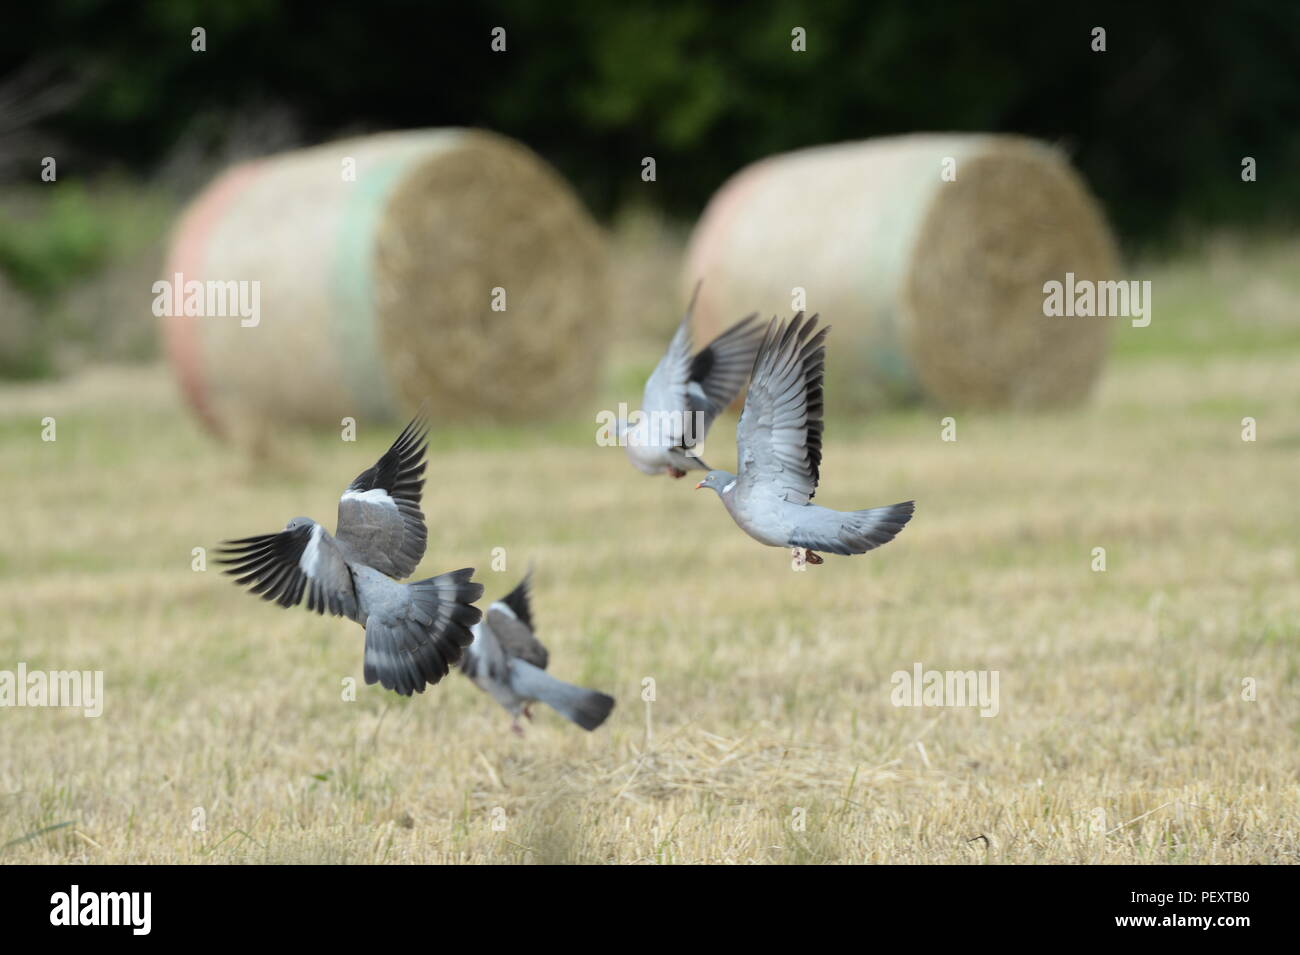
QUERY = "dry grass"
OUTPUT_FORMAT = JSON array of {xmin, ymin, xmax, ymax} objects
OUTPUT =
[{"xmin": 1, "ymin": 239, "xmax": 1299, "ymax": 864}]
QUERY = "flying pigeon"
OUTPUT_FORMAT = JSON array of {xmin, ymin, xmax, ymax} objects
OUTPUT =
[
  {"xmin": 622, "ymin": 285, "xmax": 763, "ymax": 478},
  {"xmin": 694, "ymin": 313, "xmax": 914, "ymax": 566},
  {"xmin": 216, "ymin": 413, "xmax": 483, "ymax": 696},
  {"xmin": 461, "ymin": 571, "xmax": 615, "ymax": 734}
]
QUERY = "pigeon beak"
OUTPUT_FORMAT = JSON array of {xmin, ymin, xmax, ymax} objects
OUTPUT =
[{"xmin": 694, "ymin": 481, "xmax": 705, "ymax": 490}]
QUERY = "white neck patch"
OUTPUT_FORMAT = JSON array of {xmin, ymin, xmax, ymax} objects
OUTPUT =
[{"xmin": 722, "ymin": 479, "xmax": 736, "ymax": 493}]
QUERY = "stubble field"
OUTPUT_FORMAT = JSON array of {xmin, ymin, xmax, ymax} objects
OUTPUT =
[{"xmin": 2, "ymin": 238, "xmax": 1298, "ymax": 864}]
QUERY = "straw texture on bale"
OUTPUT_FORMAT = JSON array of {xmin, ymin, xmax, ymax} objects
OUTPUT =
[
  {"xmin": 684, "ymin": 134, "xmax": 1119, "ymax": 410},
  {"xmin": 162, "ymin": 129, "xmax": 607, "ymax": 440}
]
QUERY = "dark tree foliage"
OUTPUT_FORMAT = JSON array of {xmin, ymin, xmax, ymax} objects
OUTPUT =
[{"xmin": 4, "ymin": 0, "xmax": 1298, "ymax": 243}]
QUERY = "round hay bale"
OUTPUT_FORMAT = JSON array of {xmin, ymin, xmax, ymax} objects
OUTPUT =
[
  {"xmin": 161, "ymin": 129, "xmax": 608, "ymax": 439},
  {"xmin": 684, "ymin": 134, "xmax": 1119, "ymax": 410}
]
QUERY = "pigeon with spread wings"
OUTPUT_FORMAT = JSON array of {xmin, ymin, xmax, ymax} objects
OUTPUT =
[
  {"xmin": 217, "ymin": 414, "xmax": 483, "ymax": 696},
  {"xmin": 461, "ymin": 571, "xmax": 615, "ymax": 734},
  {"xmin": 622, "ymin": 285, "xmax": 763, "ymax": 478},
  {"xmin": 694, "ymin": 313, "xmax": 915, "ymax": 566}
]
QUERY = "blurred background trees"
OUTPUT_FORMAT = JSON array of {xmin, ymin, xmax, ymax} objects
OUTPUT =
[{"xmin": 4, "ymin": 1, "xmax": 1298, "ymax": 237}]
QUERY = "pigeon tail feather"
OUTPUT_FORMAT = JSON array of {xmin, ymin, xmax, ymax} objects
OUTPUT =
[
  {"xmin": 837, "ymin": 500, "xmax": 915, "ymax": 554},
  {"xmin": 790, "ymin": 500, "xmax": 915, "ymax": 556},
  {"xmin": 363, "ymin": 569, "xmax": 483, "ymax": 696},
  {"xmin": 508, "ymin": 659, "xmax": 615, "ymax": 731}
]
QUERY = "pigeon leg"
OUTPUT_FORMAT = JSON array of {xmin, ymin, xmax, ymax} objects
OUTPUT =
[
  {"xmin": 667, "ymin": 467, "xmax": 687, "ymax": 478},
  {"xmin": 523, "ymin": 704, "xmax": 534, "ymax": 722},
  {"xmin": 791, "ymin": 547, "xmax": 825, "ymax": 567}
]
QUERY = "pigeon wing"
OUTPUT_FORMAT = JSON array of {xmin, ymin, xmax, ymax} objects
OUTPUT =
[
  {"xmin": 217, "ymin": 520, "xmax": 358, "ymax": 618},
  {"xmin": 639, "ymin": 296, "xmax": 698, "ymax": 450},
  {"xmin": 686, "ymin": 311, "xmax": 763, "ymax": 430},
  {"xmin": 735, "ymin": 313, "xmax": 828, "ymax": 507},
  {"xmin": 643, "ymin": 285, "xmax": 760, "ymax": 452},
  {"xmin": 334, "ymin": 413, "xmax": 428, "ymax": 579},
  {"xmin": 486, "ymin": 573, "xmax": 548, "ymax": 670},
  {"xmin": 497, "ymin": 570, "xmax": 535, "ymax": 630}
]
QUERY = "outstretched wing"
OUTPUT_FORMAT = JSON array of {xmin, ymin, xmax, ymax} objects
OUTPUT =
[
  {"xmin": 487, "ymin": 572, "xmax": 548, "ymax": 670},
  {"xmin": 497, "ymin": 570, "xmax": 534, "ymax": 630},
  {"xmin": 334, "ymin": 413, "xmax": 428, "ymax": 579},
  {"xmin": 216, "ymin": 520, "xmax": 358, "ymax": 617},
  {"xmin": 643, "ymin": 285, "xmax": 761, "ymax": 450},
  {"xmin": 735, "ymin": 313, "xmax": 828, "ymax": 507},
  {"xmin": 685, "ymin": 311, "xmax": 763, "ymax": 430},
  {"xmin": 640, "ymin": 293, "xmax": 699, "ymax": 449}
]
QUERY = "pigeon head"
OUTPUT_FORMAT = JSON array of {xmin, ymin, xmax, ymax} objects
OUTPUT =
[
  {"xmin": 694, "ymin": 470, "xmax": 737, "ymax": 495},
  {"xmin": 285, "ymin": 517, "xmax": 315, "ymax": 532}
]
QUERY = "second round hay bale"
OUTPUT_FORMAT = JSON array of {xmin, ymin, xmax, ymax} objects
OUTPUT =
[
  {"xmin": 161, "ymin": 129, "xmax": 608, "ymax": 439},
  {"xmin": 684, "ymin": 134, "xmax": 1119, "ymax": 410}
]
